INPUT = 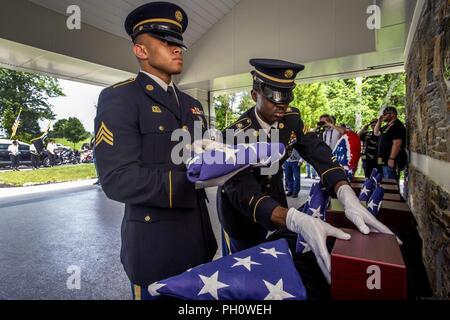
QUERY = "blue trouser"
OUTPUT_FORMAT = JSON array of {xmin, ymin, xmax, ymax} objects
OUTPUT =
[
  {"xmin": 382, "ymin": 165, "xmax": 398, "ymax": 180},
  {"xmin": 306, "ymin": 163, "xmax": 317, "ymax": 178},
  {"xmin": 285, "ymin": 161, "xmax": 300, "ymax": 194}
]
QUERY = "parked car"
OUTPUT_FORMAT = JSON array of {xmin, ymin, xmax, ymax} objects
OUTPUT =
[{"xmin": 0, "ymin": 139, "xmax": 32, "ymax": 168}]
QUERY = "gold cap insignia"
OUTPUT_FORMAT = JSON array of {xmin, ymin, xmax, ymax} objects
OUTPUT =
[
  {"xmin": 146, "ymin": 85, "xmax": 154, "ymax": 92},
  {"xmin": 175, "ymin": 10, "xmax": 183, "ymax": 23},
  {"xmin": 284, "ymin": 69, "xmax": 294, "ymax": 79},
  {"xmin": 152, "ymin": 106, "xmax": 162, "ymax": 113},
  {"xmin": 95, "ymin": 122, "xmax": 114, "ymax": 147}
]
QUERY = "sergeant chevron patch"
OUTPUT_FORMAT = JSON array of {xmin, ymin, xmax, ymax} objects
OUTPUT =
[{"xmin": 96, "ymin": 122, "xmax": 114, "ymax": 147}]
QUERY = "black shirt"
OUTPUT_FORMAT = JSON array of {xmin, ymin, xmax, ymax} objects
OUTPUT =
[
  {"xmin": 360, "ymin": 131, "xmax": 379, "ymax": 160},
  {"xmin": 378, "ymin": 119, "xmax": 407, "ymax": 164}
]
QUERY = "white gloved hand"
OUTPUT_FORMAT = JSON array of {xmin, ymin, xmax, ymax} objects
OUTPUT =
[
  {"xmin": 337, "ymin": 184, "xmax": 402, "ymax": 244},
  {"xmin": 192, "ymin": 139, "xmax": 228, "ymax": 154},
  {"xmin": 286, "ymin": 208, "xmax": 351, "ymax": 284}
]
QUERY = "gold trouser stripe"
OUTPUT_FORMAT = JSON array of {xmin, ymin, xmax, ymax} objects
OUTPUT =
[
  {"xmin": 255, "ymin": 70, "xmax": 295, "ymax": 84},
  {"xmin": 320, "ymin": 167, "xmax": 345, "ymax": 183},
  {"xmin": 169, "ymin": 171, "xmax": 173, "ymax": 208},
  {"xmin": 253, "ymin": 196, "xmax": 270, "ymax": 223},
  {"xmin": 134, "ymin": 285, "xmax": 141, "ymax": 300},
  {"xmin": 223, "ymin": 230, "xmax": 232, "ymax": 255},
  {"xmin": 133, "ymin": 18, "xmax": 182, "ymax": 31}
]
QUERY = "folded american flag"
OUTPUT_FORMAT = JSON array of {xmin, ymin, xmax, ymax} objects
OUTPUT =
[
  {"xmin": 359, "ymin": 168, "xmax": 383, "ymax": 201},
  {"xmin": 186, "ymin": 142, "xmax": 285, "ymax": 187},
  {"xmin": 295, "ymin": 183, "xmax": 329, "ymax": 254},
  {"xmin": 367, "ymin": 186, "xmax": 384, "ymax": 217},
  {"xmin": 147, "ymin": 239, "xmax": 307, "ymax": 300}
]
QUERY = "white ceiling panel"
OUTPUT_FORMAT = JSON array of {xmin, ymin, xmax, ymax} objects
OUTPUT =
[{"xmin": 29, "ymin": 0, "xmax": 242, "ymax": 47}]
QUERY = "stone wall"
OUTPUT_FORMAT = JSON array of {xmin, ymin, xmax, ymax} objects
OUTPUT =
[{"xmin": 406, "ymin": 0, "xmax": 450, "ymax": 299}]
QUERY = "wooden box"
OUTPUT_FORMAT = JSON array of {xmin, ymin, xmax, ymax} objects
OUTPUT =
[{"xmin": 331, "ymin": 229, "xmax": 407, "ymax": 300}]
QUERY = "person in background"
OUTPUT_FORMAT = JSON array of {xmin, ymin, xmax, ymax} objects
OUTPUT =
[
  {"xmin": 46, "ymin": 140, "xmax": 57, "ymax": 167},
  {"xmin": 319, "ymin": 114, "xmax": 345, "ymax": 151},
  {"xmin": 284, "ymin": 148, "xmax": 303, "ymax": 198},
  {"xmin": 8, "ymin": 140, "xmax": 21, "ymax": 171},
  {"xmin": 30, "ymin": 143, "xmax": 40, "ymax": 170},
  {"xmin": 358, "ymin": 119, "xmax": 380, "ymax": 178},
  {"xmin": 374, "ymin": 106, "xmax": 407, "ymax": 181}
]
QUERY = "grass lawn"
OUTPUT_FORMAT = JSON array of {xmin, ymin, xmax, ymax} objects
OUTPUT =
[
  {"xmin": 0, "ymin": 164, "xmax": 97, "ymax": 187},
  {"xmin": 54, "ymin": 137, "xmax": 92, "ymax": 151}
]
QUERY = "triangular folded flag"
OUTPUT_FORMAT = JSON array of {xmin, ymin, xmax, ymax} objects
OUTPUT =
[
  {"xmin": 367, "ymin": 186, "xmax": 384, "ymax": 217},
  {"xmin": 296, "ymin": 183, "xmax": 329, "ymax": 254},
  {"xmin": 186, "ymin": 142, "xmax": 286, "ymax": 188},
  {"xmin": 147, "ymin": 239, "xmax": 307, "ymax": 300}
]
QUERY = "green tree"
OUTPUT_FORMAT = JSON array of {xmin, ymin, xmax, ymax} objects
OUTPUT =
[
  {"xmin": 63, "ymin": 117, "xmax": 90, "ymax": 149},
  {"xmin": 236, "ymin": 92, "xmax": 254, "ymax": 114},
  {"xmin": 213, "ymin": 94, "xmax": 239, "ymax": 130},
  {"xmin": 292, "ymin": 82, "xmax": 330, "ymax": 130},
  {"xmin": 50, "ymin": 119, "xmax": 69, "ymax": 138},
  {"xmin": 0, "ymin": 68, "xmax": 64, "ymax": 142}
]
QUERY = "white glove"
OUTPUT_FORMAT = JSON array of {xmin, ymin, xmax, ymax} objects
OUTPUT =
[
  {"xmin": 337, "ymin": 184, "xmax": 402, "ymax": 244},
  {"xmin": 286, "ymin": 208, "xmax": 351, "ymax": 284},
  {"xmin": 192, "ymin": 139, "xmax": 227, "ymax": 154}
]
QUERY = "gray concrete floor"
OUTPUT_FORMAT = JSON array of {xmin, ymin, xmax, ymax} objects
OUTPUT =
[{"xmin": 0, "ymin": 176, "xmax": 314, "ymax": 300}]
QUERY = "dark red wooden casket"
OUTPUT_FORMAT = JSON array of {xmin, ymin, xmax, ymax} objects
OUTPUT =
[{"xmin": 331, "ymin": 229, "xmax": 407, "ymax": 300}]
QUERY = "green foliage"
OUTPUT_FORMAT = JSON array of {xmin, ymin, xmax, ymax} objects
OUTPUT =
[
  {"xmin": 48, "ymin": 117, "xmax": 90, "ymax": 149},
  {"xmin": 50, "ymin": 119, "xmax": 69, "ymax": 138},
  {"xmin": 0, "ymin": 68, "xmax": 64, "ymax": 142},
  {"xmin": 53, "ymin": 137, "xmax": 92, "ymax": 151},
  {"xmin": 0, "ymin": 164, "xmax": 96, "ymax": 187},
  {"xmin": 292, "ymin": 82, "xmax": 330, "ymax": 131},
  {"xmin": 61, "ymin": 117, "xmax": 90, "ymax": 149}
]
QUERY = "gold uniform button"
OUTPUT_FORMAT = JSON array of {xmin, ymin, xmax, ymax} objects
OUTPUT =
[
  {"xmin": 279, "ymin": 123, "xmax": 285, "ymax": 129},
  {"xmin": 146, "ymin": 85, "xmax": 154, "ymax": 91},
  {"xmin": 144, "ymin": 216, "xmax": 151, "ymax": 222},
  {"xmin": 182, "ymin": 125, "xmax": 189, "ymax": 131},
  {"xmin": 159, "ymin": 126, "xmax": 165, "ymax": 132}
]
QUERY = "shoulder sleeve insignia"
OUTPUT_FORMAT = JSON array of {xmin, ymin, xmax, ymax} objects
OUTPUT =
[{"xmin": 96, "ymin": 122, "xmax": 114, "ymax": 147}]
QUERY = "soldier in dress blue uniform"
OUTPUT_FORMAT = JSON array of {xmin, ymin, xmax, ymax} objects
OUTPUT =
[
  {"xmin": 94, "ymin": 2, "xmax": 217, "ymax": 300},
  {"xmin": 218, "ymin": 59, "xmax": 396, "ymax": 283}
]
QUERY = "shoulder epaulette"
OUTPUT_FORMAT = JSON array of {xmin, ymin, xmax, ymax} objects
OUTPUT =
[
  {"xmin": 226, "ymin": 117, "xmax": 252, "ymax": 132},
  {"xmin": 111, "ymin": 78, "xmax": 135, "ymax": 89},
  {"xmin": 284, "ymin": 107, "xmax": 300, "ymax": 117}
]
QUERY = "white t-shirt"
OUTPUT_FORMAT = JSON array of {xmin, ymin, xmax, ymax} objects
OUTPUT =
[
  {"xmin": 322, "ymin": 128, "xmax": 342, "ymax": 151},
  {"xmin": 47, "ymin": 143, "xmax": 57, "ymax": 154},
  {"xmin": 8, "ymin": 144, "xmax": 20, "ymax": 155}
]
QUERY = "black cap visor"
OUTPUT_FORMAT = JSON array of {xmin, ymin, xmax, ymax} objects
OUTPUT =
[{"xmin": 260, "ymin": 83, "xmax": 294, "ymax": 105}]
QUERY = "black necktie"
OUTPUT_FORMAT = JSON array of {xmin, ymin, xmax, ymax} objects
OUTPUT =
[{"xmin": 167, "ymin": 86, "xmax": 179, "ymax": 109}]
